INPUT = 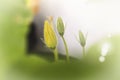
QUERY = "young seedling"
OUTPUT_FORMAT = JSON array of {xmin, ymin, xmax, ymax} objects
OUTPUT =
[
  {"xmin": 57, "ymin": 17, "xmax": 70, "ymax": 62},
  {"xmin": 44, "ymin": 17, "xmax": 58, "ymax": 62},
  {"xmin": 78, "ymin": 30, "xmax": 87, "ymax": 57}
]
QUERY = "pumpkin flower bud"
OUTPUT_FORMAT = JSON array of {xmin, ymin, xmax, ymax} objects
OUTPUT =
[
  {"xmin": 57, "ymin": 17, "xmax": 69, "ymax": 62},
  {"xmin": 57, "ymin": 17, "xmax": 65, "ymax": 36},
  {"xmin": 78, "ymin": 30, "xmax": 87, "ymax": 57},
  {"xmin": 79, "ymin": 31, "xmax": 86, "ymax": 47},
  {"xmin": 44, "ymin": 19, "xmax": 58, "ymax": 62},
  {"xmin": 44, "ymin": 20, "xmax": 57, "ymax": 50}
]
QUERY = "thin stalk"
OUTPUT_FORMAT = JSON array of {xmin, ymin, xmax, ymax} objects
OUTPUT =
[
  {"xmin": 82, "ymin": 47, "xmax": 85, "ymax": 57},
  {"xmin": 61, "ymin": 36, "xmax": 69, "ymax": 62},
  {"xmin": 53, "ymin": 48, "xmax": 58, "ymax": 62}
]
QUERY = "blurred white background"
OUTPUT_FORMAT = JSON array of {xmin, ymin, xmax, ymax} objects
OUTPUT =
[{"xmin": 39, "ymin": 0, "xmax": 120, "ymax": 57}]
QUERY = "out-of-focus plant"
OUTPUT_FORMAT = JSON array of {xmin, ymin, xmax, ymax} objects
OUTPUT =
[
  {"xmin": 57, "ymin": 17, "xmax": 70, "ymax": 62},
  {"xmin": 44, "ymin": 17, "xmax": 58, "ymax": 62},
  {"xmin": 78, "ymin": 30, "xmax": 87, "ymax": 57},
  {"xmin": 25, "ymin": 0, "xmax": 39, "ymax": 14}
]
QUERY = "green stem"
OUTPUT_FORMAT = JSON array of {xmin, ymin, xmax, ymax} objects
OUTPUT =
[
  {"xmin": 62, "ymin": 36, "xmax": 70, "ymax": 62},
  {"xmin": 53, "ymin": 48, "xmax": 58, "ymax": 62},
  {"xmin": 82, "ymin": 47, "xmax": 85, "ymax": 57}
]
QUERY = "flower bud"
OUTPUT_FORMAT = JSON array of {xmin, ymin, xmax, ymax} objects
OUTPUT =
[
  {"xmin": 57, "ymin": 17, "xmax": 65, "ymax": 36},
  {"xmin": 44, "ymin": 20, "xmax": 57, "ymax": 49},
  {"xmin": 79, "ymin": 31, "xmax": 86, "ymax": 47}
]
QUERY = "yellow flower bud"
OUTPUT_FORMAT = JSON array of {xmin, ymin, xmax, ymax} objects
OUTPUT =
[{"xmin": 44, "ymin": 20, "xmax": 57, "ymax": 49}]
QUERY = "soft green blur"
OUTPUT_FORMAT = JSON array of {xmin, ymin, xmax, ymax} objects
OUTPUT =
[{"xmin": 0, "ymin": 0, "xmax": 120, "ymax": 80}]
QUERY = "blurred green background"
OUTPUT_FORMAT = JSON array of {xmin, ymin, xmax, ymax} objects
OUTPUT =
[{"xmin": 0, "ymin": 0, "xmax": 120, "ymax": 80}]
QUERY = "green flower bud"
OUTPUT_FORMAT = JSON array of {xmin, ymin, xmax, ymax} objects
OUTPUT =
[
  {"xmin": 44, "ymin": 20, "xmax": 57, "ymax": 49},
  {"xmin": 57, "ymin": 17, "xmax": 65, "ymax": 36},
  {"xmin": 79, "ymin": 31, "xmax": 86, "ymax": 47}
]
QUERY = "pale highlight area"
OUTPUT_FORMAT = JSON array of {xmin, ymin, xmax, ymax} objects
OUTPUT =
[
  {"xmin": 101, "ymin": 43, "xmax": 110, "ymax": 56},
  {"xmin": 99, "ymin": 56, "xmax": 105, "ymax": 63}
]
